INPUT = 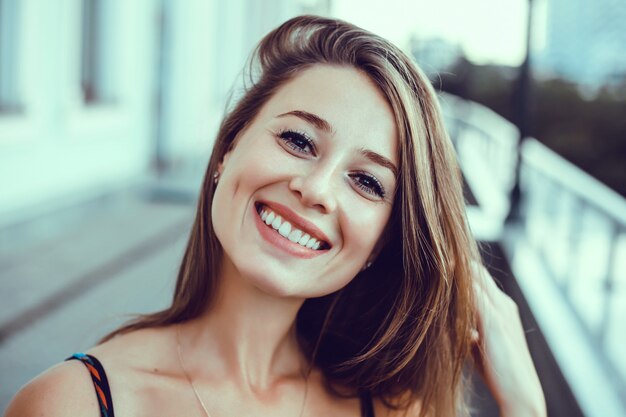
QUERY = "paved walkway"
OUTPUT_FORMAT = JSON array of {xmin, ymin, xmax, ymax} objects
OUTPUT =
[{"xmin": 0, "ymin": 191, "xmax": 195, "ymax": 412}]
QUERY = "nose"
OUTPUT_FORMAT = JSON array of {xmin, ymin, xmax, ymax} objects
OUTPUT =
[{"xmin": 288, "ymin": 165, "xmax": 338, "ymax": 213}]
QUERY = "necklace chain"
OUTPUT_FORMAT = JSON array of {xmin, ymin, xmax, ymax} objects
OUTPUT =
[
  {"xmin": 177, "ymin": 325, "xmax": 214, "ymax": 417},
  {"xmin": 175, "ymin": 324, "xmax": 309, "ymax": 417}
]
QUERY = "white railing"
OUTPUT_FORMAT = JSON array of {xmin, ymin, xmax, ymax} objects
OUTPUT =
[
  {"xmin": 439, "ymin": 93, "xmax": 518, "ymax": 240},
  {"xmin": 518, "ymin": 139, "xmax": 626, "ymax": 413},
  {"xmin": 440, "ymin": 93, "xmax": 626, "ymax": 417}
]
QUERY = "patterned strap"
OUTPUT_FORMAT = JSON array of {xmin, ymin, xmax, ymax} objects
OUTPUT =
[{"xmin": 65, "ymin": 353, "xmax": 115, "ymax": 417}]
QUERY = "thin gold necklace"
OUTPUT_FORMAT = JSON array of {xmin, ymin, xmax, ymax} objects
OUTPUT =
[
  {"xmin": 177, "ymin": 325, "xmax": 214, "ymax": 417},
  {"xmin": 175, "ymin": 324, "xmax": 309, "ymax": 417}
]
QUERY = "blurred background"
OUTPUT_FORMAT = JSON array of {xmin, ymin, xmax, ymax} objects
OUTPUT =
[{"xmin": 0, "ymin": 0, "xmax": 624, "ymax": 415}]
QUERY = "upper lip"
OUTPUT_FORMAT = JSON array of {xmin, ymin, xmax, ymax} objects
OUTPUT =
[{"xmin": 256, "ymin": 200, "xmax": 332, "ymax": 247}]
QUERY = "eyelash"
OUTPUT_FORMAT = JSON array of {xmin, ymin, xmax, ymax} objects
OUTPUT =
[
  {"xmin": 276, "ymin": 129, "xmax": 386, "ymax": 199},
  {"xmin": 349, "ymin": 172, "xmax": 386, "ymax": 198},
  {"xmin": 277, "ymin": 128, "xmax": 316, "ymax": 155}
]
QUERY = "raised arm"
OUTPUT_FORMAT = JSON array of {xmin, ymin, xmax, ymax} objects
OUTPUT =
[{"xmin": 471, "ymin": 263, "xmax": 547, "ymax": 417}]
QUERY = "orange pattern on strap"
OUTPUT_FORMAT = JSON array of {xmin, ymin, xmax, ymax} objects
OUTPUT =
[
  {"xmin": 95, "ymin": 384, "xmax": 108, "ymax": 409},
  {"xmin": 86, "ymin": 363, "xmax": 101, "ymax": 381},
  {"xmin": 65, "ymin": 353, "xmax": 113, "ymax": 417}
]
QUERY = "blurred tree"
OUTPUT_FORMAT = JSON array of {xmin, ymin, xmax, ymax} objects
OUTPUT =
[{"xmin": 437, "ymin": 57, "xmax": 626, "ymax": 198}]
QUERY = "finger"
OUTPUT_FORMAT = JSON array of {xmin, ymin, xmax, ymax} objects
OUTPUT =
[
  {"xmin": 470, "ymin": 327, "xmax": 480, "ymax": 343},
  {"xmin": 472, "ymin": 263, "xmax": 500, "ymax": 295},
  {"xmin": 472, "ymin": 262, "xmax": 511, "ymax": 308},
  {"xmin": 471, "ymin": 281, "xmax": 492, "ymax": 347}
]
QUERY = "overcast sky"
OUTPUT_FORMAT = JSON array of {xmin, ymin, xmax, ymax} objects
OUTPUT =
[{"xmin": 332, "ymin": 0, "xmax": 546, "ymax": 66}]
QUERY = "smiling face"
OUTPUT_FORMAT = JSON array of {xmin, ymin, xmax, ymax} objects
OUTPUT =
[{"xmin": 212, "ymin": 65, "xmax": 399, "ymax": 298}]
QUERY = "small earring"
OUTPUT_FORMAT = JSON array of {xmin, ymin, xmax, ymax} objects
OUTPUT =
[
  {"xmin": 213, "ymin": 171, "xmax": 220, "ymax": 185},
  {"xmin": 362, "ymin": 261, "xmax": 372, "ymax": 271}
]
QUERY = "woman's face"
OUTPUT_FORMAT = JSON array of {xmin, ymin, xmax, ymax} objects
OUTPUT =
[{"xmin": 212, "ymin": 65, "xmax": 399, "ymax": 298}]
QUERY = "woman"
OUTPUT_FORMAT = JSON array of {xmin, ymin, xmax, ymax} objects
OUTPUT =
[{"xmin": 5, "ymin": 15, "xmax": 545, "ymax": 417}]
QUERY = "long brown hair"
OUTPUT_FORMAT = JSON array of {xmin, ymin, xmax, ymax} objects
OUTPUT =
[{"xmin": 102, "ymin": 15, "xmax": 478, "ymax": 417}]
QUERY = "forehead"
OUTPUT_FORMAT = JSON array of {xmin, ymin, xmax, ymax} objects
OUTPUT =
[{"xmin": 259, "ymin": 65, "xmax": 399, "ymax": 162}]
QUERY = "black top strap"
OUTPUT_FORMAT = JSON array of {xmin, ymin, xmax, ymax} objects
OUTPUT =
[
  {"xmin": 66, "ymin": 352, "xmax": 371, "ymax": 417},
  {"xmin": 360, "ymin": 391, "xmax": 376, "ymax": 417},
  {"xmin": 66, "ymin": 353, "xmax": 115, "ymax": 417}
]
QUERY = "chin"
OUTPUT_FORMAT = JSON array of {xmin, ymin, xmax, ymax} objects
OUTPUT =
[
  {"xmin": 239, "ymin": 264, "xmax": 351, "ymax": 300},
  {"xmin": 233, "ymin": 260, "xmax": 304, "ymax": 298},
  {"xmin": 224, "ymin": 244, "xmax": 361, "ymax": 299},
  {"xmin": 251, "ymin": 273, "xmax": 309, "ymax": 299}
]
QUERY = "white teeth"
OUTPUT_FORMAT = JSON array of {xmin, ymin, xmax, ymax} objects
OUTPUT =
[
  {"xmin": 288, "ymin": 229, "xmax": 302, "ymax": 243},
  {"xmin": 298, "ymin": 234, "xmax": 310, "ymax": 245},
  {"xmin": 278, "ymin": 221, "xmax": 291, "ymax": 237},
  {"xmin": 258, "ymin": 205, "xmax": 326, "ymax": 250}
]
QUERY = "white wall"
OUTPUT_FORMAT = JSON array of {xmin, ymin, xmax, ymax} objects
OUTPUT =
[
  {"xmin": 0, "ymin": 0, "xmax": 327, "ymax": 227},
  {"xmin": 159, "ymin": 0, "xmax": 307, "ymax": 165},
  {"xmin": 0, "ymin": 0, "xmax": 158, "ymax": 225}
]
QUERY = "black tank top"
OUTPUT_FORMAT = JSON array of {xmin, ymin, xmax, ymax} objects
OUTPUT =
[{"xmin": 66, "ymin": 353, "xmax": 375, "ymax": 417}]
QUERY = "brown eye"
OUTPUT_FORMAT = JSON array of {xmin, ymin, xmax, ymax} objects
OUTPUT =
[
  {"xmin": 349, "ymin": 172, "xmax": 385, "ymax": 198},
  {"xmin": 277, "ymin": 130, "xmax": 316, "ymax": 156}
]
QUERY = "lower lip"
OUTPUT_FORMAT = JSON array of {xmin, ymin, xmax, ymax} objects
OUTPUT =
[{"xmin": 252, "ymin": 205, "xmax": 327, "ymax": 259}]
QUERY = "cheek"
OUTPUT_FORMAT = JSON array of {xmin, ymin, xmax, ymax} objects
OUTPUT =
[
  {"xmin": 310, "ymin": 213, "xmax": 387, "ymax": 296},
  {"xmin": 231, "ymin": 141, "xmax": 286, "ymax": 184},
  {"xmin": 211, "ymin": 143, "xmax": 285, "ymax": 243},
  {"xmin": 218, "ymin": 144, "xmax": 280, "ymax": 198},
  {"xmin": 338, "ymin": 207, "xmax": 390, "ymax": 265}
]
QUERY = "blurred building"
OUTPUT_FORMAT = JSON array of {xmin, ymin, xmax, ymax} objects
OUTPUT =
[
  {"xmin": 535, "ymin": 0, "xmax": 626, "ymax": 87},
  {"xmin": 410, "ymin": 36, "xmax": 462, "ymax": 78},
  {"xmin": 2, "ymin": 2, "xmax": 625, "ymax": 416},
  {"xmin": 0, "ymin": 0, "xmax": 327, "ymax": 234}
]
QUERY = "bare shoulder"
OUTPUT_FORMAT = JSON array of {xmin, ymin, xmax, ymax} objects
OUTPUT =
[
  {"xmin": 4, "ymin": 360, "xmax": 101, "ymax": 417},
  {"xmin": 87, "ymin": 326, "xmax": 182, "ymax": 415},
  {"xmin": 87, "ymin": 325, "xmax": 174, "ymax": 367},
  {"xmin": 4, "ymin": 326, "xmax": 177, "ymax": 417},
  {"xmin": 86, "ymin": 327, "xmax": 180, "ymax": 387}
]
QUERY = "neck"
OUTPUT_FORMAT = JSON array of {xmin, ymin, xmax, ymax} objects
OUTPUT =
[{"xmin": 178, "ymin": 255, "xmax": 307, "ymax": 391}]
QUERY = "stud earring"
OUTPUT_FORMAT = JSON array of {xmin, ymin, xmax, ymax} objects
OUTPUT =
[
  {"xmin": 361, "ymin": 261, "xmax": 372, "ymax": 271},
  {"xmin": 213, "ymin": 171, "xmax": 220, "ymax": 185}
]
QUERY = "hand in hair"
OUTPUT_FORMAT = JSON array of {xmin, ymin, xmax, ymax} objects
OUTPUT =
[{"xmin": 470, "ymin": 263, "xmax": 547, "ymax": 417}]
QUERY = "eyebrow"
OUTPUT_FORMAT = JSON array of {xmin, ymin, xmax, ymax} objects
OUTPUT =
[
  {"xmin": 360, "ymin": 148, "xmax": 398, "ymax": 180},
  {"xmin": 276, "ymin": 109, "xmax": 398, "ymax": 179},
  {"xmin": 276, "ymin": 110, "xmax": 333, "ymax": 134}
]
